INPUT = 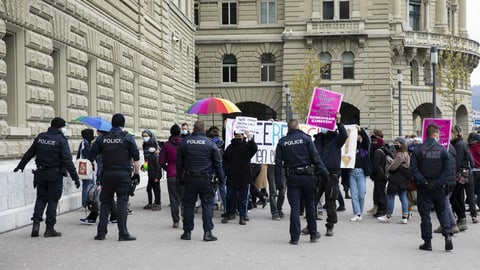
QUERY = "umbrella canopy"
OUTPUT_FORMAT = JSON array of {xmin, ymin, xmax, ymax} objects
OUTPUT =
[
  {"xmin": 185, "ymin": 97, "xmax": 241, "ymax": 114},
  {"xmin": 74, "ymin": 116, "xmax": 112, "ymax": 132}
]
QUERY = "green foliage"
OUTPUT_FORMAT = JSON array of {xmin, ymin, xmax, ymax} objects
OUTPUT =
[
  {"xmin": 290, "ymin": 50, "xmax": 323, "ymax": 122},
  {"xmin": 438, "ymin": 35, "xmax": 469, "ymax": 121}
]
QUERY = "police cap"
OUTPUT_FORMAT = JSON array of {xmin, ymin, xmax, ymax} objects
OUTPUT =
[{"xmin": 51, "ymin": 117, "xmax": 66, "ymax": 129}]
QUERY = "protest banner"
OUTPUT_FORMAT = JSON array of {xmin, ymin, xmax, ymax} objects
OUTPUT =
[
  {"xmin": 421, "ymin": 118, "xmax": 452, "ymax": 149},
  {"xmin": 234, "ymin": 116, "xmax": 257, "ymax": 133},
  {"xmin": 340, "ymin": 124, "xmax": 358, "ymax": 169},
  {"xmin": 306, "ymin": 87, "xmax": 343, "ymax": 131}
]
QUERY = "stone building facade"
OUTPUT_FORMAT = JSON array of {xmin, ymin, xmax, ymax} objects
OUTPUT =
[
  {"xmin": 0, "ymin": 0, "xmax": 196, "ymax": 233},
  {"xmin": 195, "ymin": 0, "xmax": 480, "ymax": 138}
]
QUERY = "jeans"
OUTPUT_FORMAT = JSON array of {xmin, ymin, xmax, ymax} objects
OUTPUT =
[
  {"xmin": 349, "ymin": 168, "xmax": 366, "ymax": 216},
  {"xmin": 218, "ymin": 181, "xmax": 226, "ymax": 210},
  {"xmin": 82, "ymin": 179, "xmax": 94, "ymax": 208},
  {"xmin": 225, "ymin": 185, "xmax": 249, "ymax": 218},
  {"xmin": 386, "ymin": 190, "xmax": 408, "ymax": 216}
]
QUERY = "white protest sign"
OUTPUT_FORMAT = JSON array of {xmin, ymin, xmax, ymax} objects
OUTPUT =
[
  {"xmin": 340, "ymin": 125, "xmax": 358, "ymax": 169},
  {"xmin": 234, "ymin": 116, "xmax": 257, "ymax": 133}
]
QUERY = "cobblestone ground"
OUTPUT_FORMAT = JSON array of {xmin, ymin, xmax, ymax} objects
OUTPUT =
[{"xmin": 1, "ymin": 180, "xmax": 479, "ymax": 270}]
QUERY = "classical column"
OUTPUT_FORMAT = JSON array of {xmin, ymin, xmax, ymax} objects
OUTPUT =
[
  {"xmin": 424, "ymin": 0, "xmax": 430, "ymax": 31},
  {"xmin": 435, "ymin": 0, "xmax": 448, "ymax": 33},
  {"xmin": 458, "ymin": 0, "xmax": 468, "ymax": 37},
  {"xmin": 394, "ymin": 0, "xmax": 401, "ymax": 21}
]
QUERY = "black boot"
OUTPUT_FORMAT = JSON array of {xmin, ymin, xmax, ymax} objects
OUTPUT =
[
  {"xmin": 31, "ymin": 221, "xmax": 40, "ymax": 237},
  {"xmin": 445, "ymin": 235, "xmax": 453, "ymax": 251},
  {"xmin": 325, "ymin": 224, "xmax": 334, "ymax": 237},
  {"xmin": 44, "ymin": 224, "xmax": 62, "ymax": 237},
  {"xmin": 203, "ymin": 231, "xmax": 217, "ymax": 241},
  {"xmin": 419, "ymin": 240, "xmax": 432, "ymax": 251}
]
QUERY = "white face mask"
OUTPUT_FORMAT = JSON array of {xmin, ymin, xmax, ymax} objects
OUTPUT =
[
  {"xmin": 143, "ymin": 136, "xmax": 150, "ymax": 143},
  {"xmin": 181, "ymin": 130, "xmax": 188, "ymax": 135},
  {"xmin": 434, "ymin": 137, "xmax": 440, "ymax": 143},
  {"xmin": 60, "ymin": 127, "xmax": 67, "ymax": 135},
  {"xmin": 148, "ymin": 147, "xmax": 156, "ymax": 153}
]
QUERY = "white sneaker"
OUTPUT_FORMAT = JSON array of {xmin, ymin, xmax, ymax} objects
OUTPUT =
[
  {"xmin": 377, "ymin": 215, "xmax": 391, "ymax": 222},
  {"xmin": 350, "ymin": 215, "xmax": 362, "ymax": 222},
  {"xmin": 398, "ymin": 218, "xmax": 408, "ymax": 224}
]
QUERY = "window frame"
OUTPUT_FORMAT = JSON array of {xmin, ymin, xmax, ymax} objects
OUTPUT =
[
  {"xmin": 259, "ymin": 0, "xmax": 276, "ymax": 24},
  {"xmin": 323, "ymin": 0, "xmax": 334, "ymax": 20},
  {"xmin": 222, "ymin": 54, "xmax": 237, "ymax": 83},
  {"xmin": 319, "ymin": 52, "xmax": 332, "ymax": 80},
  {"xmin": 260, "ymin": 53, "xmax": 276, "ymax": 82},
  {"xmin": 409, "ymin": 0, "xmax": 421, "ymax": 31},
  {"xmin": 222, "ymin": 0, "xmax": 237, "ymax": 25},
  {"xmin": 342, "ymin": 52, "xmax": 354, "ymax": 79}
]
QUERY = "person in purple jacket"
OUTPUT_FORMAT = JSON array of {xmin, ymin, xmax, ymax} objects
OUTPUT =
[{"xmin": 160, "ymin": 124, "xmax": 184, "ymax": 228}]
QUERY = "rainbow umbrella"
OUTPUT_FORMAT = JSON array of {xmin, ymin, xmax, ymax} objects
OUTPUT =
[
  {"xmin": 185, "ymin": 97, "xmax": 241, "ymax": 114},
  {"xmin": 73, "ymin": 116, "xmax": 112, "ymax": 132}
]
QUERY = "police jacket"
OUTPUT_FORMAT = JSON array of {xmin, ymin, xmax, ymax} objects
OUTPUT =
[
  {"xmin": 275, "ymin": 129, "xmax": 329, "ymax": 187},
  {"xmin": 90, "ymin": 127, "xmax": 140, "ymax": 170},
  {"xmin": 410, "ymin": 137, "xmax": 451, "ymax": 187},
  {"xmin": 313, "ymin": 122, "xmax": 347, "ymax": 174},
  {"xmin": 176, "ymin": 131, "xmax": 225, "ymax": 182},
  {"xmin": 223, "ymin": 137, "xmax": 258, "ymax": 187},
  {"xmin": 16, "ymin": 127, "xmax": 79, "ymax": 181}
]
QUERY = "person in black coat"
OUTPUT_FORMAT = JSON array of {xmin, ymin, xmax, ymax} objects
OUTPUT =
[{"xmin": 222, "ymin": 131, "xmax": 258, "ymax": 225}]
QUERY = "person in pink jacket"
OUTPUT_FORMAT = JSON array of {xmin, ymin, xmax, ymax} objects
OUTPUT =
[{"xmin": 160, "ymin": 124, "xmax": 184, "ymax": 228}]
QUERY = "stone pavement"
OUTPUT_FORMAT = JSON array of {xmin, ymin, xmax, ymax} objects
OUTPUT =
[{"xmin": 1, "ymin": 180, "xmax": 480, "ymax": 270}]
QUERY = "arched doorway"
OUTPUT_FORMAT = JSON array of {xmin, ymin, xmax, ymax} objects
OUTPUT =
[
  {"xmin": 224, "ymin": 101, "xmax": 277, "ymax": 121},
  {"xmin": 455, "ymin": 105, "xmax": 469, "ymax": 129},
  {"xmin": 340, "ymin": 102, "xmax": 360, "ymax": 125},
  {"xmin": 412, "ymin": 103, "xmax": 443, "ymax": 136}
]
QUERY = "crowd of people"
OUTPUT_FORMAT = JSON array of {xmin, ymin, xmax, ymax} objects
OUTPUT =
[{"xmin": 12, "ymin": 114, "xmax": 480, "ymax": 250}]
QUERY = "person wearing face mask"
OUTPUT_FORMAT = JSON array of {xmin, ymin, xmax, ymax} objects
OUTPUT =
[
  {"xmin": 410, "ymin": 124, "xmax": 453, "ymax": 251},
  {"xmin": 141, "ymin": 129, "xmax": 162, "ymax": 211},
  {"xmin": 14, "ymin": 117, "xmax": 80, "ymax": 237},
  {"xmin": 181, "ymin": 123, "xmax": 191, "ymax": 138}
]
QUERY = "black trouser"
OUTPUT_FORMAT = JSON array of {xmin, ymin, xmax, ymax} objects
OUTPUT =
[
  {"xmin": 182, "ymin": 176, "xmax": 214, "ymax": 232},
  {"xmin": 167, "ymin": 176, "xmax": 183, "ymax": 223},
  {"xmin": 97, "ymin": 170, "xmax": 131, "ymax": 237},
  {"xmin": 32, "ymin": 169, "xmax": 63, "ymax": 225},
  {"xmin": 341, "ymin": 169, "xmax": 351, "ymax": 196},
  {"xmin": 450, "ymin": 183, "xmax": 466, "ymax": 220},
  {"xmin": 287, "ymin": 174, "xmax": 317, "ymax": 241},
  {"xmin": 464, "ymin": 175, "xmax": 477, "ymax": 218},
  {"xmin": 267, "ymin": 165, "xmax": 286, "ymax": 215},
  {"xmin": 146, "ymin": 176, "xmax": 161, "ymax": 205},
  {"xmin": 417, "ymin": 187, "xmax": 452, "ymax": 240},
  {"xmin": 474, "ymin": 171, "xmax": 480, "ymax": 208},
  {"xmin": 315, "ymin": 174, "xmax": 339, "ymax": 228},
  {"xmin": 373, "ymin": 180, "xmax": 388, "ymax": 213}
]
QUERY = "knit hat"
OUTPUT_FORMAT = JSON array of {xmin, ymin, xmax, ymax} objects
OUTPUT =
[
  {"xmin": 51, "ymin": 117, "xmax": 66, "ymax": 129},
  {"xmin": 395, "ymin": 136, "xmax": 406, "ymax": 144},
  {"xmin": 81, "ymin": 128, "xmax": 94, "ymax": 143},
  {"xmin": 111, "ymin": 113, "xmax": 125, "ymax": 128},
  {"xmin": 170, "ymin": 124, "xmax": 181, "ymax": 136}
]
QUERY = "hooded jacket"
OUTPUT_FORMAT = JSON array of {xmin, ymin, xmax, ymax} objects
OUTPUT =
[
  {"xmin": 160, "ymin": 135, "xmax": 183, "ymax": 177},
  {"xmin": 223, "ymin": 138, "xmax": 258, "ymax": 187}
]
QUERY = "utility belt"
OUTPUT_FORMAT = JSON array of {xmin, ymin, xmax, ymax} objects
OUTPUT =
[
  {"xmin": 184, "ymin": 171, "xmax": 211, "ymax": 179},
  {"xmin": 36, "ymin": 166, "xmax": 62, "ymax": 172},
  {"xmin": 287, "ymin": 166, "xmax": 314, "ymax": 176}
]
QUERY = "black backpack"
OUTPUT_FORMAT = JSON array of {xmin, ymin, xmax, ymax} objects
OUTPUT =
[{"xmin": 86, "ymin": 183, "xmax": 101, "ymax": 211}]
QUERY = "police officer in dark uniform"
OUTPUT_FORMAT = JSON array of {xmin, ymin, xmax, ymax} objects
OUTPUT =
[
  {"xmin": 14, "ymin": 117, "xmax": 80, "ymax": 237},
  {"xmin": 176, "ymin": 120, "xmax": 225, "ymax": 241},
  {"xmin": 275, "ymin": 119, "xmax": 329, "ymax": 245},
  {"xmin": 90, "ymin": 113, "xmax": 140, "ymax": 241},
  {"xmin": 410, "ymin": 124, "xmax": 453, "ymax": 251}
]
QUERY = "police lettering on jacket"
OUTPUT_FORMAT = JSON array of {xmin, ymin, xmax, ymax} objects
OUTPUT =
[
  {"xmin": 284, "ymin": 139, "xmax": 304, "ymax": 146},
  {"xmin": 103, "ymin": 137, "xmax": 124, "ymax": 144},
  {"xmin": 37, "ymin": 139, "xmax": 56, "ymax": 145},
  {"xmin": 186, "ymin": 139, "xmax": 206, "ymax": 145}
]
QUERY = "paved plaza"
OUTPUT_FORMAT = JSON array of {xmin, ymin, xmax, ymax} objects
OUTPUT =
[{"xmin": 1, "ymin": 180, "xmax": 479, "ymax": 270}]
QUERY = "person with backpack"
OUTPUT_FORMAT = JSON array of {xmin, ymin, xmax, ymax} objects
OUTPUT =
[
  {"xmin": 377, "ymin": 137, "xmax": 411, "ymax": 224},
  {"xmin": 410, "ymin": 124, "xmax": 452, "ymax": 251},
  {"xmin": 369, "ymin": 133, "xmax": 390, "ymax": 218}
]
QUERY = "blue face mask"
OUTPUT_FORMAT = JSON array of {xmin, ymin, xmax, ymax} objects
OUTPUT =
[{"xmin": 320, "ymin": 128, "xmax": 327, "ymax": 134}]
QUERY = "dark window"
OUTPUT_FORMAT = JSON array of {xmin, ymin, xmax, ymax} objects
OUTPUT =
[
  {"xmin": 222, "ymin": 54, "xmax": 237, "ymax": 82},
  {"xmin": 409, "ymin": 0, "xmax": 421, "ymax": 31},
  {"xmin": 319, "ymin": 53, "xmax": 332, "ymax": 80},
  {"xmin": 195, "ymin": 56, "xmax": 199, "ymax": 83},
  {"xmin": 339, "ymin": 1, "xmax": 350, "ymax": 19},
  {"xmin": 323, "ymin": 1, "xmax": 334, "ymax": 20},
  {"xmin": 194, "ymin": 1, "xmax": 199, "ymax": 26},
  {"xmin": 222, "ymin": 1, "xmax": 237, "ymax": 25},
  {"xmin": 342, "ymin": 52, "xmax": 354, "ymax": 79},
  {"xmin": 260, "ymin": 53, "xmax": 275, "ymax": 82}
]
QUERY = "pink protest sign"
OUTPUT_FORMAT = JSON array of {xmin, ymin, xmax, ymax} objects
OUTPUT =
[
  {"xmin": 306, "ymin": 87, "xmax": 343, "ymax": 130},
  {"xmin": 421, "ymin": 118, "xmax": 452, "ymax": 149}
]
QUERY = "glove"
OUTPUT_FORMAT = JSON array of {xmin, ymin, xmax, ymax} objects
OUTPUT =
[
  {"xmin": 74, "ymin": 179, "xmax": 80, "ymax": 189},
  {"xmin": 131, "ymin": 173, "xmax": 140, "ymax": 185},
  {"xmin": 13, "ymin": 167, "xmax": 22, "ymax": 173}
]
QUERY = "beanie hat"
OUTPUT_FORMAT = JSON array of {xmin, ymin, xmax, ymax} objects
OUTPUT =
[
  {"xmin": 81, "ymin": 128, "xmax": 95, "ymax": 143},
  {"xmin": 170, "ymin": 124, "xmax": 181, "ymax": 136},
  {"xmin": 51, "ymin": 117, "xmax": 66, "ymax": 129},
  {"xmin": 395, "ymin": 136, "xmax": 406, "ymax": 144},
  {"xmin": 111, "ymin": 113, "xmax": 125, "ymax": 128}
]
